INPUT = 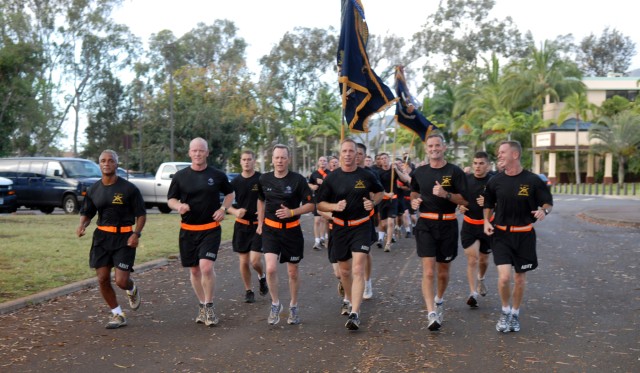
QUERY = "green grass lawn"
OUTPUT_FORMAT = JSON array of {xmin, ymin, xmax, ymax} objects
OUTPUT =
[{"xmin": 0, "ymin": 213, "xmax": 233, "ymax": 303}]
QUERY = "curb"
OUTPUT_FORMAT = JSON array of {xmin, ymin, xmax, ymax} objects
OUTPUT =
[
  {"xmin": 0, "ymin": 258, "xmax": 171, "ymax": 315},
  {"xmin": 576, "ymin": 212, "xmax": 640, "ymax": 229}
]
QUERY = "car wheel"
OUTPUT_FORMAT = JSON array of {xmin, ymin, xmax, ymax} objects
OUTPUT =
[
  {"xmin": 63, "ymin": 195, "xmax": 79, "ymax": 214},
  {"xmin": 158, "ymin": 204, "xmax": 172, "ymax": 214},
  {"xmin": 39, "ymin": 206, "xmax": 55, "ymax": 214}
]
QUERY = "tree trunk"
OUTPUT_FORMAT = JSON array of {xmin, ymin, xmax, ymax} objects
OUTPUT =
[
  {"xmin": 574, "ymin": 117, "xmax": 581, "ymax": 184},
  {"xmin": 618, "ymin": 156, "xmax": 625, "ymax": 186}
]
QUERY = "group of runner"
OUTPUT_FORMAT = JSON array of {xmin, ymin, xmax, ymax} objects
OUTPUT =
[{"xmin": 77, "ymin": 134, "xmax": 552, "ymax": 334}]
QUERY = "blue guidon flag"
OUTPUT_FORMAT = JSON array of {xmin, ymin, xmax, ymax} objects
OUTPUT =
[
  {"xmin": 394, "ymin": 65, "xmax": 434, "ymax": 142},
  {"xmin": 338, "ymin": 0, "xmax": 397, "ymax": 132}
]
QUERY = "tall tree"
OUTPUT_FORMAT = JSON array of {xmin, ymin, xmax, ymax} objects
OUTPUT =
[
  {"xmin": 577, "ymin": 27, "xmax": 636, "ymax": 76},
  {"xmin": 589, "ymin": 111, "xmax": 640, "ymax": 185},
  {"xmin": 557, "ymin": 92, "xmax": 597, "ymax": 184},
  {"xmin": 259, "ymin": 27, "xmax": 337, "ymax": 170},
  {"xmin": 411, "ymin": 0, "xmax": 528, "ymax": 88}
]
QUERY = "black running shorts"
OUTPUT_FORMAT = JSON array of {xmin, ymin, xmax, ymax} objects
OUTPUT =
[
  {"xmin": 379, "ymin": 199, "xmax": 398, "ymax": 220},
  {"xmin": 232, "ymin": 222, "xmax": 263, "ymax": 254},
  {"xmin": 414, "ymin": 218, "xmax": 458, "ymax": 263},
  {"xmin": 89, "ymin": 229, "xmax": 137, "ymax": 272},
  {"xmin": 491, "ymin": 228, "xmax": 537, "ymax": 273},
  {"xmin": 179, "ymin": 228, "xmax": 222, "ymax": 267},
  {"xmin": 262, "ymin": 225, "xmax": 304, "ymax": 264},
  {"xmin": 461, "ymin": 223, "xmax": 492, "ymax": 254},
  {"xmin": 329, "ymin": 223, "xmax": 372, "ymax": 263}
]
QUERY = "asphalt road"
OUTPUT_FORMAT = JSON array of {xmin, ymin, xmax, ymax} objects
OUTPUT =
[{"xmin": 0, "ymin": 196, "xmax": 638, "ymax": 372}]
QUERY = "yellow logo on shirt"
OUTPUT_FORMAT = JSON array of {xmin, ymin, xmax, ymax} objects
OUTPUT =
[
  {"xmin": 354, "ymin": 180, "xmax": 366, "ymax": 189},
  {"xmin": 112, "ymin": 193, "xmax": 124, "ymax": 205},
  {"xmin": 518, "ymin": 185, "xmax": 530, "ymax": 197},
  {"xmin": 251, "ymin": 183, "xmax": 259, "ymax": 191},
  {"xmin": 441, "ymin": 176, "xmax": 452, "ymax": 187}
]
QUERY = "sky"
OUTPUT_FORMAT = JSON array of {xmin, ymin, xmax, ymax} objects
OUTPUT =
[
  {"xmin": 66, "ymin": 0, "xmax": 640, "ymax": 149},
  {"xmin": 112, "ymin": 0, "xmax": 640, "ymax": 73}
]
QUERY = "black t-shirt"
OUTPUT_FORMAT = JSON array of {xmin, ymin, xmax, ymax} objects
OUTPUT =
[
  {"xmin": 410, "ymin": 162, "xmax": 467, "ymax": 214},
  {"xmin": 81, "ymin": 177, "xmax": 146, "ymax": 226},
  {"xmin": 308, "ymin": 168, "xmax": 329, "ymax": 186},
  {"xmin": 378, "ymin": 168, "xmax": 399, "ymax": 194},
  {"xmin": 484, "ymin": 169, "xmax": 553, "ymax": 226},
  {"xmin": 316, "ymin": 167, "xmax": 384, "ymax": 221},
  {"xmin": 258, "ymin": 171, "xmax": 312, "ymax": 223},
  {"xmin": 464, "ymin": 172, "xmax": 494, "ymax": 219},
  {"xmin": 231, "ymin": 171, "xmax": 261, "ymax": 222},
  {"xmin": 167, "ymin": 166, "xmax": 234, "ymax": 225}
]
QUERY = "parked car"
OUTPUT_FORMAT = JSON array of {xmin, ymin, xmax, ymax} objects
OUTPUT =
[
  {"xmin": 117, "ymin": 167, "xmax": 130, "ymax": 179},
  {"xmin": 129, "ymin": 162, "xmax": 190, "ymax": 213},
  {"xmin": 0, "ymin": 157, "xmax": 101, "ymax": 214},
  {"xmin": 0, "ymin": 176, "xmax": 18, "ymax": 213}
]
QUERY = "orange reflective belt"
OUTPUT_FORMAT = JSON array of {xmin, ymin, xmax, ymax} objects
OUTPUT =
[
  {"xmin": 264, "ymin": 218, "xmax": 300, "ymax": 229},
  {"xmin": 420, "ymin": 212, "xmax": 456, "ymax": 221},
  {"xmin": 404, "ymin": 196, "xmax": 411, "ymax": 200},
  {"xmin": 463, "ymin": 215, "xmax": 494, "ymax": 225},
  {"xmin": 495, "ymin": 224, "xmax": 533, "ymax": 232},
  {"xmin": 382, "ymin": 194, "xmax": 397, "ymax": 200},
  {"xmin": 333, "ymin": 215, "xmax": 371, "ymax": 227},
  {"xmin": 180, "ymin": 221, "xmax": 220, "ymax": 231},
  {"xmin": 236, "ymin": 218, "xmax": 258, "ymax": 225},
  {"xmin": 97, "ymin": 225, "xmax": 133, "ymax": 233}
]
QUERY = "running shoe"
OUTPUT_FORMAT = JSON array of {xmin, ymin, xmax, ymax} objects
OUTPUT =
[
  {"xmin": 126, "ymin": 283, "xmax": 141, "ymax": 311},
  {"xmin": 391, "ymin": 237, "xmax": 397, "ymax": 243},
  {"xmin": 195, "ymin": 304, "xmax": 205, "ymax": 324},
  {"xmin": 313, "ymin": 242, "xmax": 322, "ymax": 250},
  {"xmin": 384, "ymin": 242, "xmax": 392, "ymax": 252},
  {"xmin": 259, "ymin": 276, "xmax": 269, "ymax": 296},
  {"xmin": 376, "ymin": 239, "xmax": 383, "ymax": 248},
  {"xmin": 320, "ymin": 238, "xmax": 326, "ymax": 247},
  {"xmin": 477, "ymin": 278, "xmax": 488, "ymax": 296},
  {"xmin": 287, "ymin": 306, "xmax": 301, "ymax": 325},
  {"xmin": 345, "ymin": 313, "xmax": 360, "ymax": 330},
  {"xmin": 427, "ymin": 312, "xmax": 440, "ymax": 331},
  {"xmin": 466, "ymin": 295, "xmax": 478, "ymax": 308},
  {"xmin": 496, "ymin": 311, "xmax": 510, "ymax": 333},
  {"xmin": 337, "ymin": 280, "xmax": 345, "ymax": 298},
  {"xmin": 268, "ymin": 303, "xmax": 283, "ymax": 325},
  {"xmin": 405, "ymin": 231, "xmax": 411, "ymax": 239},
  {"xmin": 341, "ymin": 301, "xmax": 351, "ymax": 316},
  {"xmin": 106, "ymin": 313, "xmax": 127, "ymax": 329},
  {"xmin": 363, "ymin": 281, "xmax": 373, "ymax": 300},
  {"xmin": 509, "ymin": 314, "xmax": 520, "ymax": 332},
  {"xmin": 205, "ymin": 304, "xmax": 219, "ymax": 327},
  {"xmin": 245, "ymin": 289, "xmax": 256, "ymax": 303},
  {"xmin": 436, "ymin": 301, "xmax": 444, "ymax": 323}
]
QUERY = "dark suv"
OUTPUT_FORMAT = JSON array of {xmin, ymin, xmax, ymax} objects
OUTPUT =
[{"xmin": 0, "ymin": 157, "xmax": 101, "ymax": 214}]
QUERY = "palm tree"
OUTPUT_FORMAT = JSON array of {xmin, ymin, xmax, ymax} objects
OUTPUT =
[
  {"xmin": 589, "ymin": 111, "xmax": 640, "ymax": 185},
  {"xmin": 503, "ymin": 41, "xmax": 584, "ymax": 113},
  {"xmin": 558, "ymin": 92, "xmax": 597, "ymax": 184}
]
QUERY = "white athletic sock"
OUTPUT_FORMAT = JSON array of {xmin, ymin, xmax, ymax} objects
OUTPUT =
[
  {"xmin": 366, "ymin": 279, "xmax": 372, "ymax": 287},
  {"xmin": 111, "ymin": 306, "xmax": 123, "ymax": 315},
  {"xmin": 290, "ymin": 303, "xmax": 297, "ymax": 308},
  {"xmin": 502, "ymin": 306, "xmax": 511, "ymax": 314},
  {"xmin": 434, "ymin": 296, "xmax": 443, "ymax": 304},
  {"xmin": 126, "ymin": 283, "xmax": 136, "ymax": 295},
  {"xmin": 511, "ymin": 308, "xmax": 519, "ymax": 316},
  {"xmin": 315, "ymin": 237, "xmax": 320, "ymax": 244},
  {"xmin": 378, "ymin": 232, "xmax": 385, "ymax": 240}
]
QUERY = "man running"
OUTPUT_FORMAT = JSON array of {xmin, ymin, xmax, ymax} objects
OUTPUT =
[
  {"xmin": 317, "ymin": 139, "xmax": 383, "ymax": 330},
  {"xmin": 410, "ymin": 133, "xmax": 468, "ymax": 331},
  {"xmin": 459, "ymin": 151, "xmax": 494, "ymax": 308},
  {"xmin": 257, "ymin": 144, "xmax": 314, "ymax": 325},
  {"xmin": 483, "ymin": 140, "xmax": 553, "ymax": 333},
  {"xmin": 167, "ymin": 137, "xmax": 235, "ymax": 327},
  {"xmin": 228, "ymin": 150, "xmax": 268, "ymax": 303},
  {"xmin": 308, "ymin": 156, "xmax": 330, "ymax": 250},
  {"xmin": 76, "ymin": 149, "xmax": 146, "ymax": 329}
]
